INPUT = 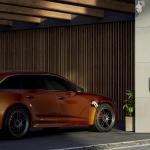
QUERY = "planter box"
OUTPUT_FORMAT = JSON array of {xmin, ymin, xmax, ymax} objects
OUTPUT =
[{"xmin": 125, "ymin": 116, "xmax": 134, "ymax": 132}]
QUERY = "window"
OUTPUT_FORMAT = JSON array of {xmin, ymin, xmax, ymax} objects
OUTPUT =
[
  {"xmin": 19, "ymin": 75, "xmax": 46, "ymax": 89},
  {"xmin": 44, "ymin": 75, "xmax": 77, "ymax": 91},
  {"xmin": 0, "ymin": 76, "xmax": 21, "ymax": 89},
  {"xmin": 0, "ymin": 75, "xmax": 47, "ymax": 90},
  {"xmin": 44, "ymin": 76, "xmax": 67, "ymax": 91},
  {"xmin": 0, "ymin": 74, "xmax": 82, "ymax": 91}
]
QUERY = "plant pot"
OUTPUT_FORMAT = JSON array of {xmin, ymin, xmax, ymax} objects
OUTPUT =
[{"xmin": 125, "ymin": 116, "xmax": 134, "ymax": 132}]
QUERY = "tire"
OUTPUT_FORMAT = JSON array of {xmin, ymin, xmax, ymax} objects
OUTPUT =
[
  {"xmin": 3, "ymin": 106, "xmax": 30, "ymax": 139},
  {"xmin": 92, "ymin": 104, "xmax": 115, "ymax": 132}
]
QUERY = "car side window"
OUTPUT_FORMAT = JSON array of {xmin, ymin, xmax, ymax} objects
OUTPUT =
[
  {"xmin": 20, "ymin": 75, "xmax": 46, "ymax": 90},
  {"xmin": 44, "ymin": 75, "xmax": 77, "ymax": 92},
  {"xmin": 0, "ymin": 76, "xmax": 21, "ymax": 89},
  {"xmin": 45, "ymin": 76, "xmax": 67, "ymax": 91},
  {"xmin": 0, "ymin": 74, "xmax": 80, "ymax": 91}
]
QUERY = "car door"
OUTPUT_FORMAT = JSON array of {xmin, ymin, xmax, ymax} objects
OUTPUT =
[
  {"xmin": 19, "ymin": 75, "xmax": 59, "ymax": 126},
  {"xmin": 45, "ymin": 75, "xmax": 90, "ymax": 126}
]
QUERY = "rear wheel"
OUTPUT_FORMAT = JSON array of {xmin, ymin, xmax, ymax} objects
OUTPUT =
[
  {"xmin": 3, "ymin": 106, "xmax": 30, "ymax": 139},
  {"xmin": 93, "ymin": 104, "xmax": 115, "ymax": 132}
]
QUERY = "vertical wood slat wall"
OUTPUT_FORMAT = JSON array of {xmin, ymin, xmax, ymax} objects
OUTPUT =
[{"xmin": 0, "ymin": 21, "xmax": 134, "ymax": 121}]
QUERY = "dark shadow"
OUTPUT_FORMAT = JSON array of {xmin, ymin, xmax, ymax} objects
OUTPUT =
[
  {"xmin": 28, "ymin": 127, "xmax": 89, "ymax": 139},
  {"xmin": 0, "ymin": 127, "xmax": 90, "ymax": 150},
  {"xmin": 0, "ymin": 127, "xmax": 89, "ymax": 140}
]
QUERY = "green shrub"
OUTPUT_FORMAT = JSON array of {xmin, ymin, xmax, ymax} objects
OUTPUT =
[{"xmin": 123, "ymin": 90, "xmax": 135, "ymax": 117}]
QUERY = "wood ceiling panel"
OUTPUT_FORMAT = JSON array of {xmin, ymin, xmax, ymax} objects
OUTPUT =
[
  {"xmin": 0, "ymin": 19, "xmax": 12, "ymax": 26},
  {"xmin": 53, "ymin": 0, "xmax": 135, "ymax": 13},
  {"xmin": 0, "ymin": 4, "xmax": 72, "ymax": 20},
  {"xmin": 0, "ymin": 0, "xmax": 104, "ymax": 18},
  {"xmin": 0, "ymin": 13, "xmax": 42, "ymax": 23}
]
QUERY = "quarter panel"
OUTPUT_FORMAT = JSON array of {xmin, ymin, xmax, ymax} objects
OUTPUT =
[
  {"xmin": 0, "ymin": 90, "xmax": 38, "ymax": 129},
  {"xmin": 0, "ymin": 91, "xmax": 24, "ymax": 128}
]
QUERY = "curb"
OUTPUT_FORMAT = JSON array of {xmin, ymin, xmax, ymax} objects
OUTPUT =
[{"xmin": 55, "ymin": 139, "xmax": 150, "ymax": 150}]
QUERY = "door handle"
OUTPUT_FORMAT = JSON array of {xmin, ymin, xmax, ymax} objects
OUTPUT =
[
  {"xmin": 58, "ymin": 97, "xmax": 64, "ymax": 100},
  {"xmin": 25, "ymin": 95, "xmax": 33, "ymax": 99}
]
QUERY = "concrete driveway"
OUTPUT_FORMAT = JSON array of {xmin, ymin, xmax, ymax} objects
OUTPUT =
[{"xmin": 0, "ymin": 128, "xmax": 150, "ymax": 150}]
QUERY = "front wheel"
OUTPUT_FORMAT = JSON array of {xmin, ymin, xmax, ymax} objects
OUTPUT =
[
  {"xmin": 3, "ymin": 106, "xmax": 30, "ymax": 139},
  {"xmin": 92, "ymin": 104, "xmax": 115, "ymax": 132}
]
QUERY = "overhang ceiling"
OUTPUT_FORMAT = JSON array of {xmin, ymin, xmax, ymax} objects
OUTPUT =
[
  {"xmin": 0, "ymin": 0, "xmax": 135, "ymax": 27},
  {"xmin": 117, "ymin": 0, "xmax": 134, "ymax": 3}
]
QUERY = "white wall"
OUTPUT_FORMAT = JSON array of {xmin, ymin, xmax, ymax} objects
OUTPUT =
[{"xmin": 135, "ymin": 0, "xmax": 150, "ymax": 132}]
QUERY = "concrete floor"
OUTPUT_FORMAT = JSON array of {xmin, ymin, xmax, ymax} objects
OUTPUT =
[{"xmin": 0, "ymin": 128, "xmax": 150, "ymax": 150}]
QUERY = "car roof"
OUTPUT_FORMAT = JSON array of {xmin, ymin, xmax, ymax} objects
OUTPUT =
[{"xmin": 0, "ymin": 72, "xmax": 62, "ymax": 81}]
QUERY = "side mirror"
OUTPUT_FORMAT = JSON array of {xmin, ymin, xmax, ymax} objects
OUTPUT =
[{"xmin": 76, "ymin": 87, "xmax": 84, "ymax": 93}]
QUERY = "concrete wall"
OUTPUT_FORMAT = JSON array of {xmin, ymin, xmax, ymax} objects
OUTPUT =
[{"xmin": 135, "ymin": 0, "xmax": 150, "ymax": 132}]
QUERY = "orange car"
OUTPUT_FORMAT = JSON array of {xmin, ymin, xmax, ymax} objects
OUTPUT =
[{"xmin": 0, "ymin": 72, "xmax": 116, "ymax": 138}]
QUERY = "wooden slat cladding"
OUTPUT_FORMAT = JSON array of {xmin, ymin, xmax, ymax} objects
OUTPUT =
[{"xmin": 0, "ymin": 21, "xmax": 134, "ymax": 121}]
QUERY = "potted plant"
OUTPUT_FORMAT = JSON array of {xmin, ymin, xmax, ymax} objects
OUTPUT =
[{"xmin": 123, "ymin": 90, "xmax": 135, "ymax": 131}]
